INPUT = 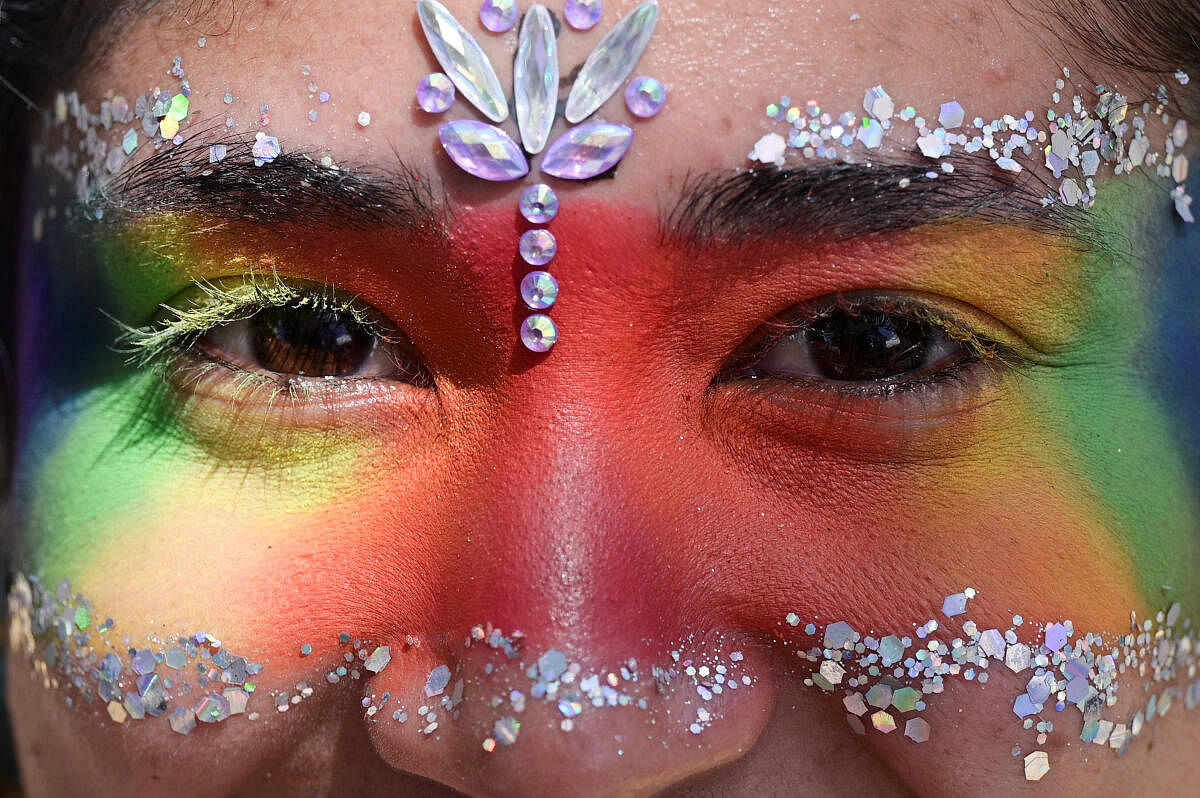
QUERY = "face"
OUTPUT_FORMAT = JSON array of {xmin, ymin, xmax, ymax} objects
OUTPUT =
[{"xmin": 7, "ymin": 0, "xmax": 1200, "ymax": 794}]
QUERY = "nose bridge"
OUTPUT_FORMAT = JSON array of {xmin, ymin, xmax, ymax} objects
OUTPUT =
[
  {"xmin": 441, "ymin": 379, "xmax": 690, "ymax": 648},
  {"xmin": 364, "ymin": 374, "xmax": 782, "ymax": 798}
]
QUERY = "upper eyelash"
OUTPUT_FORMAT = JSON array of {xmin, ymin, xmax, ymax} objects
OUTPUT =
[
  {"xmin": 717, "ymin": 293, "xmax": 1024, "ymax": 395},
  {"xmin": 111, "ymin": 271, "xmax": 394, "ymax": 373},
  {"xmin": 765, "ymin": 294, "xmax": 999, "ymax": 361}
]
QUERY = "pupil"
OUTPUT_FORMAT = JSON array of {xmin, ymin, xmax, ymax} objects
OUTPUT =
[
  {"xmin": 804, "ymin": 308, "xmax": 929, "ymax": 380},
  {"xmin": 251, "ymin": 305, "xmax": 373, "ymax": 376}
]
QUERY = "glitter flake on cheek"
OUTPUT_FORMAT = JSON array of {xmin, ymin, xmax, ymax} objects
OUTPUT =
[
  {"xmin": 12, "ymin": 569, "xmax": 1200, "ymax": 777},
  {"xmin": 778, "ymin": 588, "xmax": 1200, "ymax": 781}
]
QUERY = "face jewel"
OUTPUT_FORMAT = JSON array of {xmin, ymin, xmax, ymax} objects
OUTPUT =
[
  {"xmin": 564, "ymin": 0, "xmax": 603, "ymax": 30},
  {"xmin": 540, "ymin": 121, "xmax": 632, "ymax": 179},
  {"xmin": 564, "ymin": 0, "xmax": 659, "ymax": 123},
  {"xmin": 624, "ymin": 76, "xmax": 665, "ymax": 118},
  {"xmin": 520, "ymin": 314, "xmax": 558, "ymax": 352},
  {"xmin": 514, "ymin": 4, "xmax": 559, "ymax": 154},
  {"xmin": 417, "ymin": 0, "xmax": 509, "ymax": 123},
  {"xmin": 438, "ymin": 120, "xmax": 530, "ymax": 181},
  {"xmin": 479, "ymin": 0, "xmax": 519, "ymax": 32},
  {"xmin": 417, "ymin": 73, "xmax": 456, "ymax": 113},
  {"xmin": 519, "ymin": 183, "xmax": 558, "ymax": 222},
  {"xmin": 520, "ymin": 270, "xmax": 559, "ymax": 309},
  {"xmin": 519, "ymin": 229, "xmax": 557, "ymax": 265}
]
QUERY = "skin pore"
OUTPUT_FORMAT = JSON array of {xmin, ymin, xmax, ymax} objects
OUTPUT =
[{"xmin": 6, "ymin": 0, "xmax": 1200, "ymax": 795}]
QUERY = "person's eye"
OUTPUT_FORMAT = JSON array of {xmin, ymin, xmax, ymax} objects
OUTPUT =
[
  {"xmin": 118, "ymin": 277, "xmax": 437, "ymax": 420},
  {"xmin": 199, "ymin": 300, "xmax": 430, "ymax": 385},
  {"xmin": 716, "ymin": 292, "xmax": 999, "ymax": 398}
]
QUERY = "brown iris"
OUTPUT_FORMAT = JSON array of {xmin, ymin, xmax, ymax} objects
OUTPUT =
[
  {"xmin": 803, "ymin": 308, "xmax": 932, "ymax": 381},
  {"xmin": 249, "ymin": 304, "xmax": 374, "ymax": 377}
]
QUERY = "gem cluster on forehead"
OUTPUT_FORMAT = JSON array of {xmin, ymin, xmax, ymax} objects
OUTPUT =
[
  {"xmin": 749, "ymin": 68, "xmax": 1193, "ymax": 223},
  {"xmin": 415, "ymin": 0, "xmax": 666, "ymax": 353}
]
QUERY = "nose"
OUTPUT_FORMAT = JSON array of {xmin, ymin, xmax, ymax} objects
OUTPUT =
[{"xmin": 361, "ymin": 385, "xmax": 778, "ymax": 796}]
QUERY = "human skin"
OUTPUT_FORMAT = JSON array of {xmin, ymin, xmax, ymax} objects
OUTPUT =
[{"xmin": 6, "ymin": 0, "xmax": 1200, "ymax": 795}]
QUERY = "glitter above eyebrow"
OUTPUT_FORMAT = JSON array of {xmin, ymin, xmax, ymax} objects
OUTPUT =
[
  {"xmin": 90, "ymin": 131, "xmax": 448, "ymax": 232},
  {"xmin": 743, "ymin": 69, "xmax": 1192, "ymax": 224}
]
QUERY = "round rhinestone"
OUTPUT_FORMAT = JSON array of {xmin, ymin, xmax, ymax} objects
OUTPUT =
[
  {"xmin": 416, "ymin": 73, "xmax": 455, "ymax": 113},
  {"xmin": 625, "ymin": 76, "xmax": 666, "ymax": 118},
  {"xmin": 564, "ymin": 0, "xmax": 603, "ymax": 30},
  {"xmin": 519, "ymin": 183, "xmax": 559, "ymax": 223},
  {"xmin": 520, "ymin": 271, "xmax": 559, "ymax": 310},
  {"xmin": 479, "ymin": 0, "xmax": 519, "ymax": 33},
  {"xmin": 519, "ymin": 229, "xmax": 557, "ymax": 265},
  {"xmin": 520, "ymin": 314, "xmax": 558, "ymax": 352}
]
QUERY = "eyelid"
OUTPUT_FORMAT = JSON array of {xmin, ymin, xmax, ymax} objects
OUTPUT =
[
  {"xmin": 115, "ymin": 273, "xmax": 401, "ymax": 371},
  {"xmin": 718, "ymin": 290, "xmax": 1027, "ymax": 381}
]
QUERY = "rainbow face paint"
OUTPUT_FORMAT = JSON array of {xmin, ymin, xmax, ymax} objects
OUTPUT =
[{"xmin": 7, "ymin": 0, "xmax": 1200, "ymax": 794}]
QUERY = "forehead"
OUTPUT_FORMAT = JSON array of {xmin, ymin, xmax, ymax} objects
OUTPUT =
[{"xmin": 76, "ymin": 0, "xmax": 1098, "ymax": 200}]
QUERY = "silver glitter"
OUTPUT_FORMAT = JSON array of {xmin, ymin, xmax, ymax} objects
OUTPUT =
[
  {"xmin": 493, "ymin": 715, "xmax": 520, "ymax": 745},
  {"xmin": 1023, "ymin": 750, "xmax": 1049, "ymax": 781},
  {"xmin": 425, "ymin": 664, "xmax": 451, "ymax": 696},
  {"xmin": 364, "ymin": 646, "xmax": 391, "ymax": 674}
]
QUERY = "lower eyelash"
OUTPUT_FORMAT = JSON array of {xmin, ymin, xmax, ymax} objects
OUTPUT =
[{"xmin": 741, "ymin": 350, "xmax": 985, "ymax": 400}]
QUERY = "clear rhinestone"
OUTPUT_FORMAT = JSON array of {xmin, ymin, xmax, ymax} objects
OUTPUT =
[
  {"xmin": 520, "ymin": 314, "xmax": 558, "ymax": 352},
  {"xmin": 564, "ymin": 0, "xmax": 603, "ymax": 30},
  {"xmin": 514, "ymin": 4, "xmax": 558, "ymax": 154},
  {"xmin": 519, "ymin": 229, "xmax": 557, "ymax": 265},
  {"xmin": 418, "ymin": 0, "xmax": 509, "ymax": 123},
  {"xmin": 520, "ymin": 271, "xmax": 559, "ymax": 309},
  {"xmin": 624, "ymin": 76, "xmax": 665, "ymax": 117},
  {"xmin": 417, "ymin": 73, "xmax": 456, "ymax": 113},
  {"xmin": 540, "ymin": 121, "xmax": 632, "ymax": 179},
  {"xmin": 479, "ymin": 0, "xmax": 519, "ymax": 32},
  {"xmin": 564, "ymin": 0, "xmax": 659, "ymax": 123},
  {"xmin": 438, "ymin": 120, "xmax": 529, "ymax": 181},
  {"xmin": 519, "ymin": 183, "xmax": 558, "ymax": 223}
]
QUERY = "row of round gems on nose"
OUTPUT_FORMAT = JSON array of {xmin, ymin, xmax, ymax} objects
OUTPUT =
[{"xmin": 416, "ymin": 0, "xmax": 665, "ymax": 353}]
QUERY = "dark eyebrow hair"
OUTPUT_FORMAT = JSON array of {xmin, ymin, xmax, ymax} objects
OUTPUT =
[
  {"xmin": 661, "ymin": 156, "xmax": 1093, "ymax": 249},
  {"xmin": 93, "ymin": 130, "xmax": 447, "ymax": 232}
]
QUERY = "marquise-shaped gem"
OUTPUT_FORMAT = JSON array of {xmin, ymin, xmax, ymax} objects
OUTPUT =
[
  {"xmin": 417, "ymin": 0, "xmax": 509, "ymax": 123},
  {"xmin": 564, "ymin": 0, "xmax": 659, "ymax": 123},
  {"xmin": 540, "ymin": 121, "xmax": 632, "ymax": 179},
  {"xmin": 514, "ymin": 4, "xmax": 559, "ymax": 154},
  {"xmin": 438, "ymin": 120, "xmax": 529, "ymax": 181}
]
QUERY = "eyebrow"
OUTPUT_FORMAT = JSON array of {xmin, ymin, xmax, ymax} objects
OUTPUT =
[
  {"xmin": 96, "ymin": 130, "xmax": 446, "ymax": 232},
  {"xmin": 662, "ymin": 156, "xmax": 1093, "ymax": 248},
  {"xmin": 95, "ymin": 132, "xmax": 1091, "ymax": 250}
]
